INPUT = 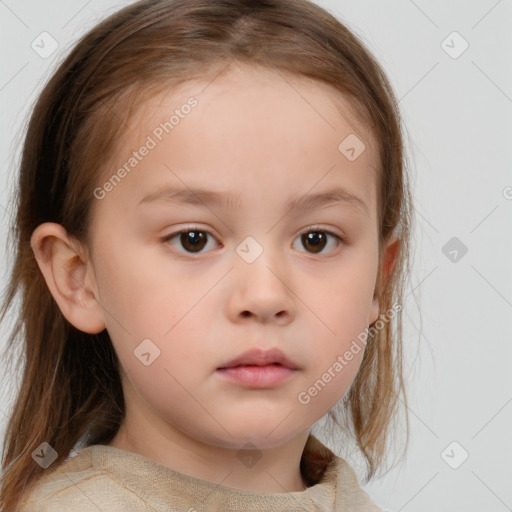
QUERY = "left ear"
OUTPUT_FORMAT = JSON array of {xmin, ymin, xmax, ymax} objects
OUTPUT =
[{"xmin": 369, "ymin": 233, "xmax": 400, "ymax": 324}]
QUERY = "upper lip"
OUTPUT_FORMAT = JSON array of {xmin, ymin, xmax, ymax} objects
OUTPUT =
[{"xmin": 217, "ymin": 348, "xmax": 300, "ymax": 370}]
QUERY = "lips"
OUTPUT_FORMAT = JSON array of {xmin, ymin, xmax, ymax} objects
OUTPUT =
[{"xmin": 217, "ymin": 347, "xmax": 299, "ymax": 371}]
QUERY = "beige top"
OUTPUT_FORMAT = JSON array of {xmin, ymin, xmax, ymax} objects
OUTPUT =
[{"xmin": 19, "ymin": 435, "xmax": 383, "ymax": 511}]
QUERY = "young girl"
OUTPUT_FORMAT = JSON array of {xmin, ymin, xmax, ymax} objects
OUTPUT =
[{"xmin": 0, "ymin": 0, "xmax": 413, "ymax": 510}]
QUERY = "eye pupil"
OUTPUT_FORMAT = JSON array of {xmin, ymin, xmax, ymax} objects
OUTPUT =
[
  {"xmin": 181, "ymin": 231, "xmax": 207, "ymax": 252},
  {"xmin": 168, "ymin": 229, "xmax": 338, "ymax": 256},
  {"xmin": 302, "ymin": 232, "xmax": 327, "ymax": 253}
]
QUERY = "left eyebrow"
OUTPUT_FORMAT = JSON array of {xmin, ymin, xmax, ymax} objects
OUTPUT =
[{"xmin": 137, "ymin": 185, "xmax": 369, "ymax": 216}]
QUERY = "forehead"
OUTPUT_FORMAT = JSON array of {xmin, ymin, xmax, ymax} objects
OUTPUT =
[
  {"xmin": 159, "ymin": 65, "xmax": 370, "ymax": 132},
  {"xmin": 126, "ymin": 63, "xmax": 377, "ymax": 158},
  {"xmin": 96, "ymin": 63, "xmax": 380, "ymax": 216}
]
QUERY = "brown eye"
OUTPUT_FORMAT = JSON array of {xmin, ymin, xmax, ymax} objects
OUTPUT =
[
  {"xmin": 301, "ymin": 231, "xmax": 327, "ymax": 253},
  {"xmin": 294, "ymin": 228, "xmax": 342, "ymax": 255},
  {"xmin": 162, "ymin": 228, "xmax": 218, "ymax": 254},
  {"xmin": 179, "ymin": 231, "xmax": 208, "ymax": 252}
]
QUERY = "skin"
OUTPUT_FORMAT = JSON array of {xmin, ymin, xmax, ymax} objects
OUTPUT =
[{"xmin": 31, "ymin": 63, "xmax": 398, "ymax": 493}]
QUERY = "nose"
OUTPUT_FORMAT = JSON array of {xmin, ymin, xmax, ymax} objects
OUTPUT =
[{"xmin": 226, "ymin": 246, "xmax": 296, "ymax": 325}]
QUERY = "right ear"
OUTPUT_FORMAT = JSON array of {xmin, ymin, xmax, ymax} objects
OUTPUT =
[{"xmin": 30, "ymin": 222, "xmax": 106, "ymax": 334}]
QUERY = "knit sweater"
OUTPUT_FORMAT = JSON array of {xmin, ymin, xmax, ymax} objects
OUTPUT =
[{"xmin": 19, "ymin": 435, "xmax": 383, "ymax": 511}]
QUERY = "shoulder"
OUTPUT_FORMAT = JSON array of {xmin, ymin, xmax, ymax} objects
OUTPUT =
[
  {"xmin": 304, "ymin": 435, "xmax": 387, "ymax": 511},
  {"xmin": 331, "ymin": 455, "xmax": 386, "ymax": 512},
  {"xmin": 18, "ymin": 447, "xmax": 153, "ymax": 511}
]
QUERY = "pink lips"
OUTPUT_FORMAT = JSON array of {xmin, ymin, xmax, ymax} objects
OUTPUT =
[{"xmin": 216, "ymin": 348, "xmax": 299, "ymax": 388}]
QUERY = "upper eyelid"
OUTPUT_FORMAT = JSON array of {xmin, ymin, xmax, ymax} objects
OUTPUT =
[
  {"xmin": 163, "ymin": 225, "xmax": 345, "ymax": 248},
  {"xmin": 166, "ymin": 225, "xmax": 343, "ymax": 238},
  {"xmin": 297, "ymin": 224, "xmax": 340, "ymax": 236}
]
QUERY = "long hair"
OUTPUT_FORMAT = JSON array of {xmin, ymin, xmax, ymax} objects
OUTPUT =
[{"xmin": 0, "ymin": 0, "xmax": 414, "ymax": 509}]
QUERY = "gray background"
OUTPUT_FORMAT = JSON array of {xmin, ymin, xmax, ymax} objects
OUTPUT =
[{"xmin": 1, "ymin": 1, "xmax": 511, "ymax": 510}]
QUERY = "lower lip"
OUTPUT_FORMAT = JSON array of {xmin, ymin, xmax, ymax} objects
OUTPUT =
[{"xmin": 216, "ymin": 364, "xmax": 296, "ymax": 388}]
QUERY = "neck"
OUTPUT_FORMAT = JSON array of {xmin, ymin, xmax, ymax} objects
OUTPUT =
[{"xmin": 107, "ymin": 399, "xmax": 311, "ymax": 493}]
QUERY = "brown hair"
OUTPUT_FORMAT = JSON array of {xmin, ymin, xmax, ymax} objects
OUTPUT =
[{"xmin": 0, "ymin": 0, "xmax": 414, "ymax": 509}]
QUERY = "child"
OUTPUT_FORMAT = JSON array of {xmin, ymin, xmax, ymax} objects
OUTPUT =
[{"xmin": 0, "ymin": 0, "xmax": 413, "ymax": 510}]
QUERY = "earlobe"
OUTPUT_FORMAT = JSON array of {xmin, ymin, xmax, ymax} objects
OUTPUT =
[{"xmin": 30, "ymin": 222, "xmax": 106, "ymax": 334}]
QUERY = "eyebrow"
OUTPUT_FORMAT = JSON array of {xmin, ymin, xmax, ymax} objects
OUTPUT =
[{"xmin": 137, "ymin": 185, "xmax": 369, "ymax": 216}]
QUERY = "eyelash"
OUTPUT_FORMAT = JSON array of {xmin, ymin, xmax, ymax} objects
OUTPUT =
[{"xmin": 160, "ymin": 225, "xmax": 344, "ymax": 256}]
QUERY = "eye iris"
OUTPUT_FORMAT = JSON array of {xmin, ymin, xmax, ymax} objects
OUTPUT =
[
  {"xmin": 302, "ymin": 232, "xmax": 326, "ymax": 253},
  {"xmin": 175, "ymin": 230, "xmax": 332, "ymax": 254},
  {"xmin": 181, "ymin": 231, "xmax": 207, "ymax": 252}
]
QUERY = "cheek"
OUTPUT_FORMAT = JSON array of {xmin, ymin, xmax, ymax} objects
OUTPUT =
[
  {"xmin": 298, "ymin": 252, "xmax": 377, "ymax": 382},
  {"xmin": 296, "ymin": 286, "xmax": 369, "ymax": 414},
  {"xmin": 94, "ymin": 249, "xmax": 210, "ymax": 378},
  {"xmin": 311, "ymin": 256, "xmax": 377, "ymax": 333},
  {"xmin": 122, "ymin": 353, "xmax": 210, "ymax": 434},
  {"xmin": 92, "ymin": 235, "xmax": 179, "ymax": 327}
]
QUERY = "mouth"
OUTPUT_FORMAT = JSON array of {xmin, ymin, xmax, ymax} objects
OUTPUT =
[
  {"xmin": 215, "ymin": 364, "xmax": 296, "ymax": 388},
  {"xmin": 217, "ymin": 347, "xmax": 299, "ymax": 371},
  {"xmin": 216, "ymin": 348, "xmax": 299, "ymax": 388}
]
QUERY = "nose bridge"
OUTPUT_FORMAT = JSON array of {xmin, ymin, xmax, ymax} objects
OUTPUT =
[
  {"xmin": 235, "ymin": 233, "xmax": 283, "ymax": 283},
  {"xmin": 231, "ymin": 233, "xmax": 294, "ymax": 320}
]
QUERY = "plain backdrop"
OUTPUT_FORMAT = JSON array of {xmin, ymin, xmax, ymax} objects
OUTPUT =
[{"xmin": 1, "ymin": 1, "xmax": 511, "ymax": 511}]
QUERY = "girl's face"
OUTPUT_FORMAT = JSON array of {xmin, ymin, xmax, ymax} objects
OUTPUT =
[{"xmin": 86, "ymin": 64, "xmax": 387, "ymax": 450}]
